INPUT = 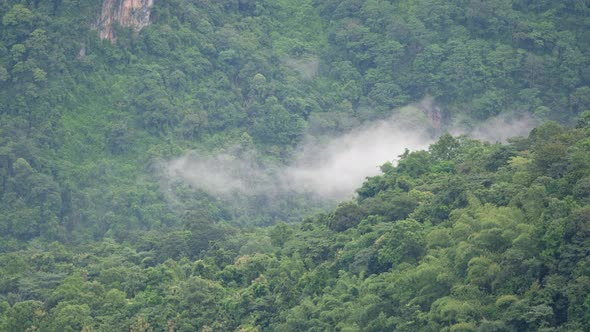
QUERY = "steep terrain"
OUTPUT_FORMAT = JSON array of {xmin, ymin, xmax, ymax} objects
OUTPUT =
[
  {"xmin": 0, "ymin": 0, "xmax": 588, "ymax": 244},
  {"xmin": 1, "ymin": 119, "xmax": 589, "ymax": 331},
  {"xmin": 0, "ymin": 1, "xmax": 589, "ymax": 330},
  {"xmin": 98, "ymin": 0, "xmax": 154, "ymax": 41}
]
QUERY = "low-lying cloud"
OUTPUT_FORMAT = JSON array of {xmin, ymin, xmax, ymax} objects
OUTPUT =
[
  {"xmin": 282, "ymin": 115, "xmax": 432, "ymax": 199},
  {"xmin": 160, "ymin": 102, "xmax": 540, "ymax": 222},
  {"xmin": 163, "ymin": 107, "xmax": 434, "ymax": 206},
  {"xmin": 463, "ymin": 112, "xmax": 539, "ymax": 143}
]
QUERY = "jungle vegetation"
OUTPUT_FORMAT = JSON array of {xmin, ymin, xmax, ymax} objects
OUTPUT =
[{"xmin": 0, "ymin": 0, "xmax": 589, "ymax": 331}]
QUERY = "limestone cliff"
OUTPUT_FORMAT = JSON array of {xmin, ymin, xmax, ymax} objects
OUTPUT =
[{"xmin": 98, "ymin": 0, "xmax": 154, "ymax": 41}]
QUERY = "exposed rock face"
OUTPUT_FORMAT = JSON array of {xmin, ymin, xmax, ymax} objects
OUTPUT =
[{"xmin": 98, "ymin": 0, "xmax": 154, "ymax": 41}]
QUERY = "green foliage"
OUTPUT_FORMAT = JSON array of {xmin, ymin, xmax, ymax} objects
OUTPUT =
[
  {"xmin": 0, "ymin": 126, "xmax": 589, "ymax": 330},
  {"xmin": 0, "ymin": 0, "xmax": 589, "ymax": 331},
  {"xmin": 328, "ymin": 202, "xmax": 367, "ymax": 232},
  {"xmin": 377, "ymin": 218, "xmax": 426, "ymax": 266}
]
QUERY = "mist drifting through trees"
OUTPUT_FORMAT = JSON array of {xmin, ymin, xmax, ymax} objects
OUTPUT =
[{"xmin": 0, "ymin": 0, "xmax": 589, "ymax": 330}]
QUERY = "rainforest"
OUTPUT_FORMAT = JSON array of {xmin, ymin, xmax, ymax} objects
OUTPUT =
[{"xmin": 1, "ymin": 0, "xmax": 589, "ymax": 331}]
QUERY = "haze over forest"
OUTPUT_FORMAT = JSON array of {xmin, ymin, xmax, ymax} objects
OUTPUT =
[
  {"xmin": 163, "ymin": 107, "xmax": 538, "ymax": 216},
  {"xmin": 0, "ymin": 0, "xmax": 589, "ymax": 331}
]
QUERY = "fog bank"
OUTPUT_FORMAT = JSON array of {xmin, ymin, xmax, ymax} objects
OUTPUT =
[
  {"xmin": 465, "ymin": 112, "xmax": 539, "ymax": 143},
  {"xmin": 160, "ymin": 105, "xmax": 539, "ymax": 219},
  {"xmin": 163, "ymin": 108, "xmax": 434, "ymax": 205},
  {"xmin": 282, "ymin": 115, "xmax": 431, "ymax": 199}
]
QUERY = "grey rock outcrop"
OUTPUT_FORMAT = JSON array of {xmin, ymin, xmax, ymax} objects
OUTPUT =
[{"xmin": 98, "ymin": 0, "xmax": 154, "ymax": 41}]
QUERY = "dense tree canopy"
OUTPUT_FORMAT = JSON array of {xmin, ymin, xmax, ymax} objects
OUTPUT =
[
  {"xmin": 0, "ymin": 121, "xmax": 588, "ymax": 331},
  {"xmin": 1, "ymin": 0, "xmax": 589, "ymax": 330}
]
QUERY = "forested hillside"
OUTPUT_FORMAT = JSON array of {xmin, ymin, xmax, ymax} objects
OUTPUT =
[
  {"xmin": 1, "ymin": 0, "xmax": 589, "ymax": 331},
  {"xmin": 1, "ymin": 119, "xmax": 590, "ymax": 331}
]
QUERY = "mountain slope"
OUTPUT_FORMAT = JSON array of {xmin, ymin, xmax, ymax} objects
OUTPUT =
[
  {"xmin": 1, "ymin": 2, "xmax": 590, "ymax": 330},
  {"xmin": 1, "ymin": 119, "xmax": 589, "ymax": 331}
]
